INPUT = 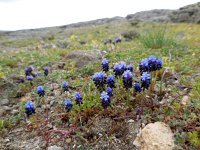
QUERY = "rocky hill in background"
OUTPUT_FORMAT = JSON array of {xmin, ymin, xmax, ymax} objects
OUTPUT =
[
  {"xmin": 0, "ymin": 2, "xmax": 199, "ymax": 34},
  {"xmin": 0, "ymin": 2, "xmax": 199, "ymax": 52},
  {"xmin": 170, "ymin": 2, "xmax": 200, "ymax": 23},
  {"xmin": 126, "ymin": 2, "xmax": 200, "ymax": 23},
  {"xmin": 126, "ymin": 9, "xmax": 173, "ymax": 22}
]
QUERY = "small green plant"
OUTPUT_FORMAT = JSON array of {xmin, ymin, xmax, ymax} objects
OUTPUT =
[
  {"xmin": 140, "ymin": 25, "xmax": 176, "ymax": 49},
  {"xmin": 187, "ymin": 131, "xmax": 199, "ymax": 146}
]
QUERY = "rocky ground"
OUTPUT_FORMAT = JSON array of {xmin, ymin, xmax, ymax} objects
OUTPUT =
[{"xmin": 0, "ymin": 2, "xmax": 200, "ymax": 150}]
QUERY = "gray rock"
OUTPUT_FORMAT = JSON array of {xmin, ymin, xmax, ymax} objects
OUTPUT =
[
  {"xmin": 0, "ymin": 99, "xmax": 9, "ymax": 106},
  {"xmin": 3, "ymin": 106, "xmax": 12, "ymax": 111},
  {"xmin": 170, "ymin": 2, "xmax": 200, "ymax": 23},
  {"xmin": 65, "ymin": 49, "xmax": 102, "ymax": 68},
  {"xmin": 50, "ymin": 100, "xmax": 55, "ymax": 107},
  {"xmin": 48, "ymin": 145, "xmax": 64, "ymax": 150},
  {"xmin": 11, "ymin": 109, "xmax": 19, "ymax": 115},
  {"xmin": 12, "ymin": 104, "xmax": 19, "ymax": 109}
]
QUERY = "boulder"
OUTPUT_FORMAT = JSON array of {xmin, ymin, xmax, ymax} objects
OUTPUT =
[
  {"xmin": 133, "ymin": 122, "xmax": 174, "ymax": 150},
  {"xmin": 65, "ymin": 49, "xmax": 102, "ymax": 68}
]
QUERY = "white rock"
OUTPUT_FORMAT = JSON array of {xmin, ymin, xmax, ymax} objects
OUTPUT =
[
  {"xmin": 128, "ymin": 119, "xmax": 135, "ymax": 123},
  {"xmin": 133, "ymin": 122, "xmax": 174, "ymax": 150},
  {"xmin": 11, "ymin": 109, "xmax": 19, "ymax": 115},
  {"xmin": 181, "ymin": 95, "xmax": 190, "ymax": 106},
  {"xmin": 48, "ymin": 145, "xmax": 64, "ymax": 150},
  {"xmin": 5, "ymin": 138, "xmax": 10, "ymax": 142}
]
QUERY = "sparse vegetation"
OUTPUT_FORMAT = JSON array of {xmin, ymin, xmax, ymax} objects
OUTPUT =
[
  {"xmin": 0, "ymin": 22, "xmax": 200, "ymax": 149},
  {"xmin": 139, "ymin": 25, "xmax": 177, "ymax": 49}
]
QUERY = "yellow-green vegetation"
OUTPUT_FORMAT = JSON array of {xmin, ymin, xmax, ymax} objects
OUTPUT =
[
  {"xmin": 1, "ymin": 38, "xmax": 39, "ymax": 48},
  {"xmin": 0, "ymin": 21, "xmax": 200, "ymax": 149}
]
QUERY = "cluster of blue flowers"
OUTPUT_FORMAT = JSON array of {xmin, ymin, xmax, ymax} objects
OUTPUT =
[
  {"xmin": 62, "ymin": 81, "xmax": 68, "ymax": 92},
  {"xmin": 92, "ymin": 72, "xmax": 106, "ymax": 91},
  {"xmin": 43, "ymin": 67, "xmax": 49, "ymax": 76},
  {"xmin": 24, "ymin": 66, "xmax": 35, "ymax": 81},
  {"xmin": 133, "ymin": 82, "xmax": 142, "ymax": 93},
  {"xmin": 92, "ymin": 67, "xmax": 115, "ymax": 108},
  {"xmin": 74, "ymin": 92, "xmax": 83, "ymax": 106},
  {"xmin": 107, "ymin": 75, "xmax": 115, "ymax": 88},
  {"xmin": 92, "ymin": 56, "xmax": 162, "ymax": 107},
  {"xmin": 37, "ymin": 86, "xmax": 45, "ymax": 97},
  {"xmin": 100, "ymin": 91, "xmax": 111, "ymax": 108},
  {"xmin": 99, "ymin": 86, "xmax": 114, "ymax": 108},
  {"xmin": 115, "ymin": 37, "xmax": 122, "ymax": 43},
  {"xmin": 64, "ymin": 92, "xmax": 83, "ymax": 112},
  {"xmin": 113, "ymin": 62, "xmax": 133, "ymax": 77},
  {"xmin": 113, "ymin": 62, "xmax": 126, "ymax": 77},
  {"xmin": 64, "ymin": 99, "xmax": 73, "ymax": 112},
  {"xmin": 141, "ymin": 72, "xmax": 151, "ymax": 89},
  {"xmin": 24, "ymin": 66, "xmax": 49, "ymax": 82},
  {"xmin": 25, "ymin": 83, "xmax": 83, "ymax": 115},
  {"xmin": 93, "ymin": 60, "xmax": 135, "ymax": 108},
  {"xmin": 101, "ymin": 58, "xmax": 109, "ymax": 72},
  {"xmin": 106, "ymin": 87, "xmax": 113, "ymax": 97},
  {"xmin": 122, "ymin": 70, "xmax": 133, "ymax": 89},
  {"xmin": 139, "ymin": 55, "xmax": 162, "ymax": 74},
  {"xmin": 24, "ymin": 66, "xmax": 33, "ymax": 76},
  {"xmin": 126, "ymin": 64, "xmax": 133, "ymax": 72},
  {"xmin": 26, "ymin": 75, "xmax": 33, "ymax": 81},
  {"xmin": 138, "ymin": 55, "xmax": 162, "ymax": 89},
  {"xmin": 24, "ymin": 55, "xmax": 162, "ymax": 115},
  {"xmin": 25, "ymin": 100, "xmax": 35, "ymax": 117}
]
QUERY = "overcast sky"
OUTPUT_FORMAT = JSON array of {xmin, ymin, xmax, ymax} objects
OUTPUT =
[{"xmin": 0, "ymin": 0, "xmax": 199, "ymax": 31}]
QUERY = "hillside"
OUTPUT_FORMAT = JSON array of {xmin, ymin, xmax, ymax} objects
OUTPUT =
[{"xmin": 0, "ymin": 2, "xmax": 200, "ymax": 150}]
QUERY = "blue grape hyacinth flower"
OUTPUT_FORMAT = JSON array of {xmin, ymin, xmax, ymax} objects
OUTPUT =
[
  {"xmin": 62, "ymin": 81, "xmax": 68, "ymax": 92},
  {"xmin": 106, "ymin": 87, "xmax": 113, "ymax": 97},
  {"xmin": 64, "ymin": 99, "xmax": 73, "ymax": 112},
  {"xmin": 122, "ymin": 70, "xmax": 133, "ymax": 89},
  {"xmin": 43, "ymin": 67, "xmax": 48, "ymax": 76},
  {"xmin": 93, "ymin": 72, "xmax": 106, "ymax": 91},
  {"xmin": 104, "ymin": 38, "xmax": 112, "ymax": 45},
  {"xmin": 25, "ymin": 100, "xmax": 35, "ymax": 117},
  {"xmin": 113, "ymin": 62, "xmax": 126, "ymax": 77},
  {"xmin": 134, "ymin": 82, "xmax": 142, "ymax": 93},
  {"xmin": 101, "ymin": 58, "xmax": 109, "ymax": 72},
  {"xmin": 141, "ymin": 72, "xmax": 151, "ymax": 89},
  {"xmin": 115, "ymin": 36, "xmax": 122, "ymax": 43},
  {"xmin": 26, "ymin": 75, "xmax": 33, "ymax": 81},
  {"xmin": 100, "ymin": 92, "xmax": 110, "ymax": 108},
  {"xmin": 37, "ymin": 86, "xmax": 45, "ymax": 97},
  {"xmin": 24, "ymin": 66, "xmax": 33, "ymax": 76},
  {"xmin": 139, "ymin": 58, "xmax": 149, "ymax": 74},
  {"xmin": 126, "ymin": 64, "xmax": 133, "ymax": 72},
  {"xmin": 106, "ymin": 75, "xmax": 115, "ymax": 88},
  {"xmin": 148, "ymin": 55, "xmax": 157, "ymax": 72},
  {"xmin": 156, "ymin": 58, "xmax": 162, "ymax": 70},
  {"xmin": 74, "ymin": 92, "xmax": 83, "ymax": 106}
]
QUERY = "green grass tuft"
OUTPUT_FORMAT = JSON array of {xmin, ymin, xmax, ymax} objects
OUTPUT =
[{"xmin": 139, "ymin": 25, "xmax": 176, "ymax": 49}]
